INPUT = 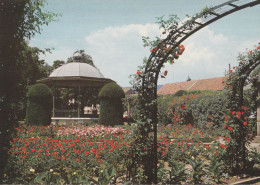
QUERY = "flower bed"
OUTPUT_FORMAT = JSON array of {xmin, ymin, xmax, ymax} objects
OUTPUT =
[{"xmin": 3, "ymin": 123, "xmax": 259, "ymax": 184}]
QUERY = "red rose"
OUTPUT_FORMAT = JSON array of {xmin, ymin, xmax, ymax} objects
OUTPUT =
[
  {"xmin": 136, "ymin": 70, "xmax": 141, "ymax": 75},
  {"xmin": 243, "ymin": 122, "xmax": 247, "ymax": 126},
  {"xmin": 228, "ymin": 127, "xmax": 233, "ymax": 131},
  {"xmin": 249, "ymin": 50, "xmax": 252, "ymax": 54}
]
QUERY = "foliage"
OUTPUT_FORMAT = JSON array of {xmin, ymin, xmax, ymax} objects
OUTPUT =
[
  {"xmin": 224, "ymin": 44, "xmax": 260, "ymax": 174},
  {"xmin": 26, "ymin": 83, "xmax": 52, "ymax": 126},
  {"xmin": 164, "ymin": 91, "xmax": 227, "ymax": 128},
  {"xmin": 130, "ymin": 5, "xmax": 215, "ymax": 181},
  {"xmin": 187, "ymin": 158, "xmax": 206, "ymax": 184},
  {"xmin": 162, "ymin": 161, "xmax": 187, "ymax": 184},
  {"xmin": 3, "ymin": 124, "xmax": 134, "ymax": 184},
  {"xmin": 206, "ymin": 156, "xmax": 225, "ymax": 184},
  {"xmin": 98, "ymin": 82, "xmax": 125, "ymax": 126},
  {"xmin": 98, "ymin": 82, "xmax": 125, "ymax": 99},
  {"xmin": 0, "ymin": 0, "xmax": 58, "ymax": 181},
  {"xmin": 174, "ymin": 90, "xmax": 187, "ymax": 97},
  {"xmin": 16, "ymin": 41, "xmax": 53, "ymax": 120},
  {"xmin": 53, "ymin": 60, "xmax": 65, "ymax": 69},
  {"xmin": 67, "ymin": 50, "xmax": 96, "ymax": 67},
  {"xmin": 4, "ymin": 123, "xmax": 230, "ymax": 184}
]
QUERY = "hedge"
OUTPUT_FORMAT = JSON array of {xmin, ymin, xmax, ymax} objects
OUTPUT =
[
  {"xmin": 98, "ymin": 82, "xmax": 125, "ymax": 126},
  {"xmin": 25, "ymin": 83, "xmax": 52, "ymax": 126}
]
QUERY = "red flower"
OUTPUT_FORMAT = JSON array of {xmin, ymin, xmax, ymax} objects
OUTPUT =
[
  {"xmin": 244, "ymin": 117, "xmax": 247, "ymax": 120},
  {"xmin": 226, "ymin": 137, "xmax": 230, "ymax": 141},
  {"xmin": 249, "ymin": 50, "xmax": 252, "ymax": 54},
  {"xmin": 31, "ymin": 149, "xmax": 36, "ymax": 152},
  {"xmin": 243, "ymin": 122, "xmax": 247, "ymax": 126},
  {"xmin": 76, "ymin": 158, "xmax": 79, "ymax": 162},
  {"xmin": 220, "ymin": 144, "xmax": 225, "ymax": 148},
  {"xmin": 233, "ymin": 66, "xmax": 235, "ymax": 69},
  {"xmin": 228, "ymin": 127, "xmax": 233, "ymax": 131},
  {"xmin": 21, "ymin": 155, "xmax": 26, "ymax": 159},
  {"xmin": 257, "ymin": 46, "xmax": 260, "ymax": 49},
  {"xmin": 229, "ymin": 70, "xmax": 233, "ymax": 73},
  {"xmin": 162, "ymin": 152, "xmax": 166, "ymax": 156},
  {"xmin": 46, "ymin": 152, "xmax": 50, "ymax": 156},
  {"xmin": 136, "ymin": 70, "xmax": 141, "ymax": 75},
  {"xmin": 85, "ymin": 151, "xmax": 90, "ymax": 155}
]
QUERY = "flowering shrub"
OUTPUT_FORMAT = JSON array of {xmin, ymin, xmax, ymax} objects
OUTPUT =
[
  {"xmin": 4, "ymin": 124, "xmax": 133, "ymax": 184},
  {"xmin": 57, "ymin": 125, "xmax": 128, "ymax": 138},
  {"xmin": 224, "ymin": 43, "xmax": 260, "ymax": 174},
  {"xmin": 167, "ymin": 91, "xmax": 228, "ymax": 128},
  {"xmin": 4, "ymin": 123, "xmax": 231, "ymax": 184}
]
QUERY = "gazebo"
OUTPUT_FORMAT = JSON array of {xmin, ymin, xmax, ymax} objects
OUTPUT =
[{"xmin": 37, "ymin": 53, "xmax": 113, "ymax": 122}]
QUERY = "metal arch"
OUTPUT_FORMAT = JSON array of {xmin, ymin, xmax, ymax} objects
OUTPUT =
[
  {"xmin": 146, "ymin": 0, "xmax": 260, "ymax": 70},
  {"xmin": 139, "ymin": 1, "xmax": 260, "ymax": 183}
]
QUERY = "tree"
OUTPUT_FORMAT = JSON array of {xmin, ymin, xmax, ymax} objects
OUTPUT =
[
  {"xmin": 0, "ymin": 0, "xmax": 57, "ymax": 182},
  {"xmin": 67, "ymin": 50, "xmax": 96, "ymax": 67},
  {"xmin": 53, "ymin": 60, "xmax": 65, "ymax": 69},
  {"xmin": 16, "ymin": 41, "xmax": 53, "ymax": 120}
]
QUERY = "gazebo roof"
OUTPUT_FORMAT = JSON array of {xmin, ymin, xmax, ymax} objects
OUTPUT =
[
  {"xmin": 50, "ymin": 62, "xmax": 105, "ymax": 78},
  {"xmin": 38, "ymin": 62, "xmax": 113, "ymax": 88}
]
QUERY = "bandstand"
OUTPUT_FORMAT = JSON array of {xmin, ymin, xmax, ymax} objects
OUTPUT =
[{"xmin": 37, "ymin": 53, "xmax": 113, "ymax": 122}]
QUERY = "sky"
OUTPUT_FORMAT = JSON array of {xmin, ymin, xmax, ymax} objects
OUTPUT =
[{"xmin": 30, "ymin": 0, "xmax": 260, "ymax": 87}]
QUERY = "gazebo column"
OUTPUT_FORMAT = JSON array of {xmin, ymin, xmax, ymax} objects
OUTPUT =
[
  {"xmin": 52, "ymin": 87, "xmax": 56, "ymax": 118},
  {"xmin": 53, "ymin": 95, "xmax": 55, "ymax": 117},
  {"xmin": 78, "ymin": 85, "xmax": 81, "ymax": 118}
]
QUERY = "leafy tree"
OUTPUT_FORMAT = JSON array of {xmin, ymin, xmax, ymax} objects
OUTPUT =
[
  {"xmin": 0, "ymin": 0, "xmax": 57, "ymax": 182},
  {"xmin": 53, "ymin": 60, "xmax": 65, "ymax": 69},
  {"xmin": 17, "ymin": 41, "xmax": 52, "ymax": 120},
  {"xmin": 67, "ymin": 50, "xmax": 96, "ymax": 67}
]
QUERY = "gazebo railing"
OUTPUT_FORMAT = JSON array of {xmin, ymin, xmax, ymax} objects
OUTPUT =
[{"xmin": 53, "ymin": 109, "xmax": 99, "ymax": 118}]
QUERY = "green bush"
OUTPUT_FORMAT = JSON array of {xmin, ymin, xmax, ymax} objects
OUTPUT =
[
  {"xmin": 167, "ymin": 90, "xmax": 228, "ymax": 128},
  {"xmin": 26, "ymin": 83, "xmax": 52, "ymax": 126},
  {"xmin": 98, "ymin": 82, "xmax": 125, "ymax": 126},
  {"xmin": 157, "ymin": 90, "xmax": 202, "ymax": 125},
  {"xmin": 173, "ymin": 90, "xmax": 187, "ymax": 97}
]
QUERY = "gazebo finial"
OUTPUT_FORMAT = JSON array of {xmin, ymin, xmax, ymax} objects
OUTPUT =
[{"xmin": 73, "ymin": 51, "xmax": 83, "ymax": 62}]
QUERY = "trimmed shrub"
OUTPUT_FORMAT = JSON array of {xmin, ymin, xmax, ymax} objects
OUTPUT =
[
  {"xmin": 26, "ymin": 83, "xmax": 52, "ymax": 126},
  {"xmin": 98, "ymin": 82, "xmax": 125, "ymax": 126}
]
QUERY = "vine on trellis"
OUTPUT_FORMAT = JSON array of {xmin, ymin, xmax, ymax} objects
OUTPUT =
[
  {"xmin": 130, "ymin": 1, "xmax": 260, "ymax": 182},
  {"xmin": 224, "ymin": 43, "xmax": 260, "ymax": 174},
  {"xmin": 130, "ymin": 13, "xmax": 208, "ymax": 183}
]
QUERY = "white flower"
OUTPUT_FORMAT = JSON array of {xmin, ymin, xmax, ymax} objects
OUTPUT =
[
  {"xmin": 30, "ymin": 168, "xmax": 35, "ymax": 173},
  {"xmin": 50, "ymin": 169, "xmax": 53, "ymax": 172},
  {"xmin": 191, "ymin": 156, "xmax": 195, "ymax": 160}
]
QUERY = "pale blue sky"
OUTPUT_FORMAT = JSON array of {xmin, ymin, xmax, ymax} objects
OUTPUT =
[{"xmin": 31, "ymin": 0, "xmax": 260, "ymax": 86}]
